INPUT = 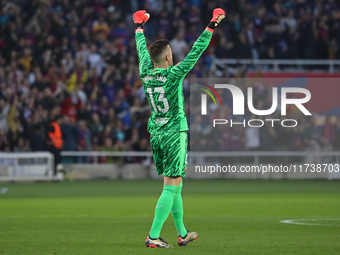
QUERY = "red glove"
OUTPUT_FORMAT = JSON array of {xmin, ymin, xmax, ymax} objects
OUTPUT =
[
  {"xmin": 133, "ymin": 10, "xmax": 150, "ymax": 25},
  {"xmin": 210, "ymin": 8, "xmax": 225, "ymax": 24}
]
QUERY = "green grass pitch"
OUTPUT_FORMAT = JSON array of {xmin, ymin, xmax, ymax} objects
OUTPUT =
[{"xmin": 1, "ymin": 179, "xmax": 340, "ymax": 255}]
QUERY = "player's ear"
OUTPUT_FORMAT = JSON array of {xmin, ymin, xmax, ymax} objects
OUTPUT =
[{"xmin": 165, "ymin": 54, "xmax": 169, "ymax": 62}]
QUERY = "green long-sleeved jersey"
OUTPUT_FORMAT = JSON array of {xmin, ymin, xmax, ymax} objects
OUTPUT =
[{"xmin": 135, "ymin": 28, "xmax": 213, "ymax": 134}]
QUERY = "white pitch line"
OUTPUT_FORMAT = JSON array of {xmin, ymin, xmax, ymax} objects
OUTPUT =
[{"xmin": 281, "ymin": 218, "xmax": 340, "ymax": 226}]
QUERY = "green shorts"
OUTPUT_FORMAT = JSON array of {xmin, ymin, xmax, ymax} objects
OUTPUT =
[{"xmin": 150, "ymin": 131, "xmax": 188, "ymax": 178}]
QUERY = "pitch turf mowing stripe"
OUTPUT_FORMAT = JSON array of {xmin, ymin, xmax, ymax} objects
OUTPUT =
[{"xmin": 0, "ymin": 180, "xmax": 339, "ymax": 255}]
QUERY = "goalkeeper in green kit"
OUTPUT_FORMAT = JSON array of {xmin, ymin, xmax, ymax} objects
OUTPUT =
[{"xmin": 133, "ymin": 8, "xmax": 225, "ymax": 248}]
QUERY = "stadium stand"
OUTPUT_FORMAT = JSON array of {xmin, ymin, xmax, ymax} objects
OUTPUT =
[{"xmin": 0, "ymin": 0, "xmax": 340, "ymax": 164}]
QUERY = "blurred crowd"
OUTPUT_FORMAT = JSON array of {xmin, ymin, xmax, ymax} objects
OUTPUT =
[{"xmin": 0, "ymin": 0, "xmax": 340, "ymax": 161}]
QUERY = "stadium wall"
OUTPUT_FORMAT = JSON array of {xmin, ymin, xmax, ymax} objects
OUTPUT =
[{"xmin": 63, "ymin": 164, "xmax": 340, "ymax": 180}]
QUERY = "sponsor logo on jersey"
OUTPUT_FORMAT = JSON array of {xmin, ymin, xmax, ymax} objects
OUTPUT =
[{"xmin": 155, "ymin": 118, "xmax": 168, "ymax": 124}]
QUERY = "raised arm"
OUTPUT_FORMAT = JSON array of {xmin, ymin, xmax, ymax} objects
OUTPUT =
[
  {"xmin": 170, "ymin": 8, "xmax": 225, "ymax": 79},
  {"xmin": 135, "ymin": 30, "xmax": 153, "ymax": 77},
  {"xmin": 133, "ymin": 10, "xmax": 153, "ymax": 77}
]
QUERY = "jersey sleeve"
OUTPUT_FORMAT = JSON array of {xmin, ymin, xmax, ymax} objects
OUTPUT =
[
  {"xmin": 170, "ymin": 28, "xmax": 213, "ymax": 79},
  {"xmin": 135, "ymin": 29, "xmax": 153, "ymax": 77}
]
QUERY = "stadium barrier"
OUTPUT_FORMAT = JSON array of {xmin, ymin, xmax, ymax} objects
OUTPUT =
[
  {"xmin": 61, "ymin": 151, "xmax": 340, "ymax": 181},
  {"xmin": 214, "ymin": 59, "xmax": 340, "ymax": 73},
  {"xmin": 0, "ymin": 152, "xmax": 62, "ymax": 182},
  {"xmin": 1, "ymin": 151, "xmax": 339, "ymax": 182}
]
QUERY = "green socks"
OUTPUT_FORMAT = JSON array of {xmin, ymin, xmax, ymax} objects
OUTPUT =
[
  {"xmin": 171, "ymin": 182, "xmax": 187, "ymax": 237},
  {"xmin": 149, "ymin": 185, "xmax": 179, "ymax": 239}
]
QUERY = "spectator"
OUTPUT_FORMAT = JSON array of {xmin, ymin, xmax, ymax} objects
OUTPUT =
[
  {"xmin": 245, "ymin": 115, "xmax": 261, "ymax": 151},
  {"xmin": 170, "ymin": 32, "xmax": 188, "ymax": 61},
  {"xmin": 88, "ymin": 112, "xmax": 104, "ymax": 138},
  {"xmin": 88, "ymin": 45, "xmax": 105, "ymax": 76},
  {"xmin": 236, "ymin": 34, "xmax": 252, "ymax": 59},
  {"xmin": 92, "ymin": 16, "xmax": 110, "ymax": 41},
  {"xmin": 99, "ymin": 137, "xmax": 115, "ymax": 163},
  {"xmin": 77, "ymin": 120, "xmax": 92, "ymax": 163},
  {"xmin": 46, "ymin": 113, "xmax": 63, "ymax": 175},
  {"xmin": 13, "ymin": 137, "xmax": 30, "ymax": 152},
  {"xmin": 60, "ymin": 116, "xmax": 78, "ymax": 152},
  {"xmin": 0, "ymin": 99, "xmax": 9, "ymax": 132}
]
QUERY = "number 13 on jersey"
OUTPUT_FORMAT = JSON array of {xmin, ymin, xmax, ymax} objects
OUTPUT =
[{"xmin": 146, "ymin": 87, "xmax": 169, "ymax": 113}]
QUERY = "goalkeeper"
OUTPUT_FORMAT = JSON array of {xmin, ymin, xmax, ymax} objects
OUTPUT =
[{"xmin": 133, "ymin": 8, "xmax": 225, "ymax": 248}]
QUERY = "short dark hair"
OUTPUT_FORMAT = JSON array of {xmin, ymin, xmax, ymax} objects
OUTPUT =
[{"xmin": 149, "ymin": 40, "xmax": 169, "ymax": 64}]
